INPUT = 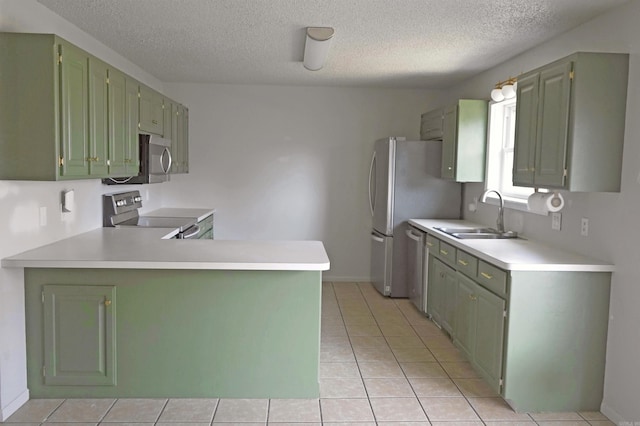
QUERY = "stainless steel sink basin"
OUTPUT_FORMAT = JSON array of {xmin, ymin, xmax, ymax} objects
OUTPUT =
[{"xmin": 434, "ymin": 227, "xmax": 518, "ymax": 240}]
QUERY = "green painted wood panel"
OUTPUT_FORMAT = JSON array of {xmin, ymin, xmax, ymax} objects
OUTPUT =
[
  {"xmin": 182, "ymin": 106, "xmax": 190, "ymax": 173},
  {"xmin": 60, "ymin": 41, "xmax": 90, "ymax": 177},
  {"xmin": 43, "ymin": 285, "xmax": 116, "ymax": 386},
  {"xmin": 503, "ymin": 271, "xmax": 610, "ymax": 412},
  {"xmin": 420, "ymin": 108, "xmax": 444, "ymax": 140},
  {"xmin": 25, "ymin": 268, "xmax": 321, "ymax": 398},
  {"xmin": 513, "ymin": 72, "xmax": 538, "ymax": 186},
  {"xmin": 0, "ymin": 33, "xmax": 59, "ymax": 180},
  {"xmin": 107, "ymin": 68, "xmax": 128, "ymax": 176},
  {"xmin": 139, "ymin": 85, "xmax": 164, "ymax": 135},
  {"xmin": 453, "ymin": 273, "xmax": 476, "ymax": 360},
  {"xmin": 455, "ymin": 99, "xmax": 488, "ymax": 182},
  {"xmin": 442, "ymin": 266, "xmax": 457, "ymax": 335},
  {"xmin": 88, "ymin": 58, "xmax": 109, "ymax": 176},
  {"xmin": 441, "ymin": 104, "xmax": 457, "ymax": 180},
  {"xmin": 124, "ymin": 76, "xmax": 140, "ymax": 174},
  {"xmin": 534, "ymin": 61, "xmax": 572, "ymax": 187},
  {"xmin": 473, "ymin": 282, "xmax": 505, "ymax": 392},
  {"xmin": 428, "ymin": 256, "xmax": 445, "ymax": 325}
]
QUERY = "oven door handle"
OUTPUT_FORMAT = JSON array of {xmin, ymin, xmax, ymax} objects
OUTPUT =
[{"xmin": 180, "ymin": 224, "xmax": 200, "ymax": 239}]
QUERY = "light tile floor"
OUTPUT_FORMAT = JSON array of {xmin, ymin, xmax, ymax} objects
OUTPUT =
[{"xmin": 2, "ymin": 282, "xmax": 615, "ymax": 425}]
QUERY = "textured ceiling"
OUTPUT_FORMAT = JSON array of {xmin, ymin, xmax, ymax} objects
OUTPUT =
[{"xmin": 37, "ymin": 0, "xmax": 628, "ymax": 88}]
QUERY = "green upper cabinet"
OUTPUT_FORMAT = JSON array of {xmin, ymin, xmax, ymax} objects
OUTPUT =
[
  {"xmin": 139, "ymin": 85, "xmax": 164, "ymax": 135},
  {"xmin": 43, "ymin": 284, "xmax": 116, "ymax": 386},
  {"xmin": 513, "ymin": 52, "xmax": 629, "ymax": 191},
  {"xmin": 88, "ymin": 58, "xmax": 110, "ymax": 177},
  {"xmin": 0, "ymin": 32, "xmax": 187, "ymax": 181},
  {"xmin": 107, "ymin": 70, "xmax": 140, "ymax": 177},
  {"xmin": 165, "ymin": 99, "xmax": 189, "ymax": 174},
  {"xmin": 441, "ymin": 99, "xmax": 488, "ymax": 182},
  {"xmin": 420, "ymin": 107, "xmax": 444, "ymax": 140},
  {"xmin": 59, "ymin": 40, "xmax": 90, "ymax": 178}
]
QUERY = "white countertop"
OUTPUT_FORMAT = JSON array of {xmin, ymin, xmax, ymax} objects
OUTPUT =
[
  {"xmin": 143, "ymin": 208, "xmax": 215, "ymax": 222},
  {"xmin": 408, "ymin": 219, "xmax": 614, "ymax": 273},
  {"xmin": 2, "ymin": 228, "xmax": 330, "ymax": 271}
]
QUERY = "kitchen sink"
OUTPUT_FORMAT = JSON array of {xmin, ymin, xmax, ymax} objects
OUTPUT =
[{"xmin": 434, "ymin": 227, "xmax": 518, "ymax": 240}]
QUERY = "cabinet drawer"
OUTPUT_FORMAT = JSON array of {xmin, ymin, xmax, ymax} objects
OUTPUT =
[
  {"xmin": 425, "ymin": 234, "xmax": 440, "ymax": 252},
  {"xmin": 437, "ymin": 241, "xmax": 456, "ymax": 266},
  {"xmin": 456, "ymin": 250, "xmax": 478, "ymax": 279},
  {"xmin": 477, "ymin": 261, "xmax": 508, "ymax": 297}
]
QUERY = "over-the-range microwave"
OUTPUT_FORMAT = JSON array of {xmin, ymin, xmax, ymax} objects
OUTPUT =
[{"xmin": 103, "ymin": 134, "xmax": 172, "ymax": 185}]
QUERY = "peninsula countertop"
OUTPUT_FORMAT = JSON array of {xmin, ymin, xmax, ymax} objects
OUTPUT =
[
  {"xmin": 409, "ymin": 219, "xmax": 614, "ymax": 273},
  {"xmin": 2, "ymin": 227, "xmax": 330, "ymax": 271}
]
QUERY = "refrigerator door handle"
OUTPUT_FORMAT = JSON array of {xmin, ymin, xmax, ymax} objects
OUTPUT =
[
  {"xmin": 371, "ymin": 232, "xmax": 384, "ymax": 243},
  {"xmin": 406, "ymin": 229, "xmax": 423, "ymax": 242},
  {"xmin": 368, "ymin": 151, "xmax": 376, "ymax": 217}
]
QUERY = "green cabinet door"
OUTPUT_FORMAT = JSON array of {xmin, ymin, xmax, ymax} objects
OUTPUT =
[
  {"xmin": 512, "ymin": 52, "xmax": 628, "ymax": 191},
  {"xmin": 43, "ymin": 285, "xmax": 116, "ymax": 386},
  {"xmin": 139, "ymin": 85, "xmax": 164, "ymax": 135},
  {"xmin": 429, "ymin": 256, "xmax": 456, "ymax": 334},
  {"xmin": 439, "ymin": 100, "xmax": 487, "ymax": 182},
  {"xmin": 169, "ymin": 100, "xmax": 181, "ymax": 173},
  {"xmin": 534, "ymin": 61, "xmax": 572, "ymax": 188},
  {"xmin": 441, "ymin": 105, "xmax": 457, "ymax": 180},
  {"xmin": 124, "ymin": 76, "xmax": 140, "ymax": 174},
  {"xmin": 88, "ymin": 58, "xmax": 109, "ymax": 176},
  {"xmin": 107, "ymin": 68, "xmax": 127, "ymax": 176},
  {"xmin": 59, "ymin": 42, "xmax": 89, "ymax": 177},
  {"xmin": 473, "ymin": 282, "xmax": 506, "ymax": 391},
  {"xmin": 182, "ymin": 106, "xmax": 189, "ymax": 173},
  {"xmin": 453, "ymin": 273, "xmax": 476, "ymax": 360},
  {"xmin": 512, "ymin": 72, "xmax": 538, "ymax": 185}
]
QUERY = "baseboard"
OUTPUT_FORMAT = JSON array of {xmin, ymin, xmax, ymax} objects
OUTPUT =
[
  {"xmin": 600, "ymin": 401, "xmax": 625, "ymax": 425},
  {"xmin": 322, "ymin": 275, "xmax": 371, "ymax": 283},
  {"xmin": 0, "ymin": 388, "xmax": 29, "ymax": 422}
]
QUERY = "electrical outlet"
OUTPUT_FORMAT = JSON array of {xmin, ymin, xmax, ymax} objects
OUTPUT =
[
  {"xmin": 581, "ymin": 217, "xmax": 589, "ymax": 236},
  {"xmin": 551, "ymin": 212, "xmax": 562, "ymax": 231}
]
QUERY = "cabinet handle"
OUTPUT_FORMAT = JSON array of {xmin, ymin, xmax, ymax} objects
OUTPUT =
[
  {"xmin": 440, "ymin": 249, "xmax": 448, "ymax": 255},
  {"xmin": 480, "ymin": 272, "xmax": 493, "ymax": 280},
  {"xmin": 440, "ymin": 272, "xmax": 445, "ymax": 278},
  {"xmin": 468, "ymin": 294, "xmax": 477, "ymax": 301},
  {"xmin": 124, "ymin": 158, "xmax": 131, "ymax": 163},
  {"xmin": 152, "ymin": 119, "xmax": 158, "ymax": 124},
  {"xmin": 426, "ymin": 241, "xmax": 434, "ymax": 247},
  {"xmin": 458, "ymin": 259, "xmax": 468, "ymax": 266},
  {"xmin": 447, "ymin": 166, "xmax": 452, "ymax": 170},
  {"xmin": 104, "ymin": 299, "xmax": 111, "ymax": 307}
]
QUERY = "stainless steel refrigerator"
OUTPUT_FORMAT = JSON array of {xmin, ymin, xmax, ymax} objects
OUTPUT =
[{"xmin": 369, "ymin": 137, "xmax": 462, "ymax": 297}]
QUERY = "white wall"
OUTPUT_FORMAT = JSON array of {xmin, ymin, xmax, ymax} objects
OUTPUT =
[
  {"xmin": 443, "ymin": 2, "xmax": 640, "ymax": 422},
  {"xmin": 162, "ymin": 84, "xmax": 443, "ymax": 280},
  {"xmin": 0, "ymin": 0, "xmax": 166, "ymax": 420}
]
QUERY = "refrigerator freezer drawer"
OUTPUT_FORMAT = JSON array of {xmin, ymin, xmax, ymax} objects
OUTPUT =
[{"xmin": 371, "ymin": 231, "xmax": 393, "ymax": 296}]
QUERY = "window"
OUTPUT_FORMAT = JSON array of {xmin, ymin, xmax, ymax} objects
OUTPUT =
[{"xmin": 485, "ymin": 99, "xmax": 534, "ymax": 206}]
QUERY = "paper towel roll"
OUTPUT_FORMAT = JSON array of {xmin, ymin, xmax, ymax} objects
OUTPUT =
[{"xmin": 527, "ymin": 192, "xmax": 564, "ymax": 214}]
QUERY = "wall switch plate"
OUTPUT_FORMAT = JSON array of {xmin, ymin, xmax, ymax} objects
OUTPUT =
[
  {"xmin": 551, "ymin": 212, "xmax": 562, "ymax": 231},
  {"xmin": 581, "ymin": 217, "xmax": 589, "ymax": 236}
]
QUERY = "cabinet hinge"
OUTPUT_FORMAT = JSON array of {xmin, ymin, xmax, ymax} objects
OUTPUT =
[
  {"xmin": 162, "ymin": 104, "xmax": 165, "ymax": 109},
  {"xmin": 499, "ymin": 378, "xmax": 504, "ymax": 389},
  {"xmin": 58, "ymin": 156, "xmax": 64, "ymax": 167},
  {"xmin": 569, "ymin": 70, "xmax": 574, "ymax": 80},
  {"xmin": 41, "ymin": 291, "xmax": 45, "ymax": 303},
  {"xmin": 106, "ymin": 77, "xmax": 110, "ymax": 84},
  {"xmin": 503, "ymin": 310, "xmax": 507, "ymax": 318},
  {"xmin": 42, "ymin": 365, "xmax": 46, "ymax": 377},
  {"xmin": 57, "ymin": 54, "xmax": 62, "ymax": 65},
  {"xmin": 138, "ymin": 92, "xmax": 141, "ymax": 98},
  {"xmin": 138, "ymin": 122, "xmax": 141, "ymax": 129},
  {"xmin": 563, "ymin": 169, "xmax": 568, "ymax": 177}
]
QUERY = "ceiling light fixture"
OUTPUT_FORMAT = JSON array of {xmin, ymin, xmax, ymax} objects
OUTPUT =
[
  {"xmin": 490, "ymin": 77, "xmax": 518, "ymax": 102},
  {"xmin": 303, "ymin": 27, "xmax": 334, "ymax": 71}
]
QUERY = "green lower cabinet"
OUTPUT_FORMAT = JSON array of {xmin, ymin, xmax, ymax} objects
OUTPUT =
[
  {"xmin": 428, "ymin": 256, "xmax": 456, "ymax": 334},
  {"xmin": 43, "ymin": 285, "xmax": 116, "ymax": 386},
  {"xmin": 453, "ymin": 273, "xmax": 505, "ymax": 393},
  {"xmin": 26, "ymin": 268, "xmax": 321, "ymax": 398}
]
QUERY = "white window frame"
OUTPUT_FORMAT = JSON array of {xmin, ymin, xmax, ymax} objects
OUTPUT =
[{"xmin": 484, "ymin": 99, "xmax": 540, "ymax": 213}]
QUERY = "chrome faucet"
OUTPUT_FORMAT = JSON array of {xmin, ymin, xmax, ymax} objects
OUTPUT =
[{"xmin": 480, "ymin": 189, "xmax": 505, "ymax": 233}]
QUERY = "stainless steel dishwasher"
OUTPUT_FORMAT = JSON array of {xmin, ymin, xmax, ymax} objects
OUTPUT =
[{"xmin": 406, "ymin": 225, "xmax": 426, "ymax": 312}]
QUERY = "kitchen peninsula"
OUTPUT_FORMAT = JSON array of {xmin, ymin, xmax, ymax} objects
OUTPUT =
[{"xmin": 2, "ymin": 229, "xmax": 330, "ymax": 399}]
